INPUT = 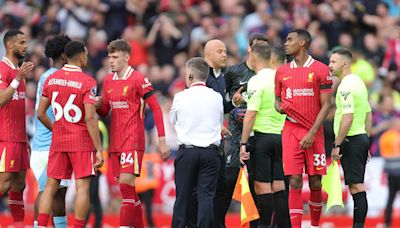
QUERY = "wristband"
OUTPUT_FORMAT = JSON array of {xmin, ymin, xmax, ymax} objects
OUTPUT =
[
  {"xmin": 332, "ymin": 142, "xmax": 341, "ymax": 149},
  {"xmin": 10, "ymin": 79, "xmax": 20, "ymax": 89}
]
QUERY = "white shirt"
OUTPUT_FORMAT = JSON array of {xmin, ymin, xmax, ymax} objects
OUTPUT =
[{"xmin": 170, "ymin": 82, "xmax": 223, "ymax": 147}]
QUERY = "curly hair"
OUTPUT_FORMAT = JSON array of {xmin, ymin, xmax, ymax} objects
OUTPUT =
[{"xmin": 44, "ymin": 35, "xmax": 71, "ymax": 60}]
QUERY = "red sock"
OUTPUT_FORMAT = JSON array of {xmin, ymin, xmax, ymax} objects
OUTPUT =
[
  {"xmin": 133, "ymin": 191, "xmax": 144, "ymax": 228},
  {"xmin": 309, "ymin": 188, "xmax": 323, "ymax": 226},
  {"xmin": 37, "ymin": 213, "xmax": 50, "ymax": 227},
  {"xmin": 120, "ymin": 184, "xmax": 136, "ymax": 226},
  {"xmin": 9, "ymin": 191, "xmax": 24, "ymax": 223},
  {"xmin": 74, "ymin": 218, "xmax": 85, "ymax": 228},
  {"xmin": 289, "ymin": 189, "xmax": 303, "ymax": 228}
]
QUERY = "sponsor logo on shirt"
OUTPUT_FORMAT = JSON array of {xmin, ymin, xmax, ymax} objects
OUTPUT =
[
  {"xmin": 308, "ymin": 72, "xmax": 314, "ymax": 82},
  {"xmin": 286, "ymin": 88, "xmax": 292, "ymax": 99},
  {"xmin": 110, "ymin": 101, "xmax": 129, "ymax": 109},
  {"xmin": 12, "ymin": 91, "xmax": 25, "ymax": 100},
  {"xmin": 340, "ymin": 91, "xmax": 350, "ymax": 100},
  {"xmin": 142, "ymin": 78, "xmax": 152, "ymax": 89},
  {"xmin": 293, "ymin": 88, "xmax": 314, "ymax": 97}
]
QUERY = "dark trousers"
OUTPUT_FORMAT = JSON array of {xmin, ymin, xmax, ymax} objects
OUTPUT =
[
  {"xmin": 172, "ymin": 146, "xmax": 220, "ymax": 228},
  {"xmin": 385, "ymin": 174, "xmax": 400, "ymax": 226},
  {"xmin": 85, "ymin": 174, "xmax": 103, "ymax": 228},
  {"xmin": 138, "ymin": 189, "xmax": 155, "ymax": 228}
]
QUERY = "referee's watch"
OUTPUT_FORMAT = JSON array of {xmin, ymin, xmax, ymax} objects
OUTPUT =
[{"xmin": 332, "ymin": 142, "xmax": 342, "ymax": 149}]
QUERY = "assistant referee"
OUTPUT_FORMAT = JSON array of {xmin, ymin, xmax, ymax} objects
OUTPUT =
[
  {"xmin": 329, "ymin": 48, "xmax": 372, "ymax": 228},
  {"xmin": 170, "ymin": 57, "xmax": 223, "ymax": 228}
]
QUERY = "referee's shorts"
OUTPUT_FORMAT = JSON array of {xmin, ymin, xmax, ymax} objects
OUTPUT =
[
  {"xmin": 340, "ymin": 134, "xmax": 369, "ymax": 185},
  {"xmin": 252, "ymin": 132, "xmax": 284, "ymax": 183}
]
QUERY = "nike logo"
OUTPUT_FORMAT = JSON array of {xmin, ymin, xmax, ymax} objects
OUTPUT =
[
  {"xmin": 316, "ymin": 166, "xmax": 324, "ymax": 171},
  {"xmin": 239, "ymin": 81, "xmax": 248, "ymax": 85},
  {"xmin": 283, "ymin": 77, "xmax": 292, "ymax": 81},
  {"xmin": 107, "ymin": 89, "xmax": 113, "ymax": 93},
  {"xmin": 121, "ymin": 164, "xmax": 131, "ymax": 169}
]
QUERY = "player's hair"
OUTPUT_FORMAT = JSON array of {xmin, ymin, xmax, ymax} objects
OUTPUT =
[
  {"xmin": 251, "ymin": 42, "xmax": 271, "ymax": 61},
  {"xmin": 45, "ymin": 35, "xmax": 71, "ymax": 60},
  {"xmin": 248, "ymin": 33, "xmax": 269, "ymax": 47},
  {"xmin": 3, "ymin": 29, "xmax": 24, "ymax": 46},
  {"xmin": 107, "ymin": 39, "xmax": 131, "ymax": 54},
  {"xmin": 289, "ymin": 28, "xmax": 312, "ymax": 49},
  {"xmin": 271, "ymin": 46, "xmax": 286, "ymax": 64},
  {"xmin": 186, "ymin": 57, "xmax": 209, "ymax": 81},
  {"xmin": 331, "ymin": 47, "xmax": 353, "ymax": 61},
  {"xmin": 64, "ymin": 41, "xmax": 86, "ymax": 59}
]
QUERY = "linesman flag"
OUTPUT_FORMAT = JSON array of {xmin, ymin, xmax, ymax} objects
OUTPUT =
[
  {"xmin": 322, "ymin": 161, "xmax": 344, "ymax": 211},
  {"xmin": 232, "ymin": 166, "xmax": 259, "ymax": 227}
]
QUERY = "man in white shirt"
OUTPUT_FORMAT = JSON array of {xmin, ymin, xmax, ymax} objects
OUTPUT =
[{"xmin": 171, "ymin": 57, "xmax": 224, "ymax": 228}]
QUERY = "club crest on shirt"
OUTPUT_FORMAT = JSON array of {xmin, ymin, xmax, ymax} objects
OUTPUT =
[
  {"xmin": 122, "ymin": 86, "xmax": 129, "ymax": 96},
  {"xmin": 308, "ymin": 72, "xmax": 314, "ymax": 82},
  {"xmin": 340, "ymin": 91, "xmax": 350, "ymax": 100},
  {"xmin": 10, "ymin": 160, "xmax": 14, "ymax": 168}
]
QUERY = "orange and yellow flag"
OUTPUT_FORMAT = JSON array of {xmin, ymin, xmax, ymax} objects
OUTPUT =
[{"xmin": 232, "ymin": 167, "xmax": 259, "ymax": 227}]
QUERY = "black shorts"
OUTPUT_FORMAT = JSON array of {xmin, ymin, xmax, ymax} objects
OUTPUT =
[
  {"xmin": 340, "ymin": 134, "xmax": 369, "ymax": 185},
  {"xmin": 252, "ymin": 132, "xmax": 284, "ymax": 182}
]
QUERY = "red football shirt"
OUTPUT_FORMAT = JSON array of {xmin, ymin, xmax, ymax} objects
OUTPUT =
[
  {"xmin": 42, "ymin": 64, "xmax": 97, "ymax": 152},
  {"xmin": 98, "ymin": 66, "xmax": 153, "ymax": 152},
  {"xmin": 275, "ymin": 56, "xmax": 333, "ymax": 130},
  {"xmin": 0, "ymin": 57, "xmax": 26, "ymax": 142}
]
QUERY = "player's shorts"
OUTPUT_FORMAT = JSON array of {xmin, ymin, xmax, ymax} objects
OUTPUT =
[
  {"xmin": 340, "ymin": 134, "xmax": 369, "ymax": 185},
  {"xmin": 110, "ymin": 150, "xmax": 144, "ymax": 178},
  {"xmin": 282, "ymin": 121, "xmax": 326, "ymax": 176},
  {"xmin": 30, "ymin": 150, "xmax": 69, "ymax": 192},
  {"xmin": 0, "ymin": 141, "xmax": 29, "ymax": 172},
  {"xmin": 252, "ymin": 132, "xmax": 284, "ymax": 182},
  {"xmin": 47, "ymin": 151, "xmax": 96, "ymax": 179}
]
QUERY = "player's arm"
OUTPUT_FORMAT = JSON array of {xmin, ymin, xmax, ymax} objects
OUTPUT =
[
  {"xmin": 0, "ymin": 62, "xmax": 34, "ymax": 107},
  {"xmin": 84, "ymin": 103, "xmax": 104, "ymax": 168},
  {"xmin": 274, "ymin": 68, "xmax": 285, "ymax": 114},
  {"xmin": 146, "ymin": 93, "xmax": 170, "ymax": 161},
  {"xmin": 96, "ymin": 83, "xmax": 110, "ymax": 117},
  {"xmin": 37, "ymin": 96, "xmax": 53, "ymax": 131},
  {"xmin": 365, "ymin": 111, "xmax": 372, "ymax": 137}
]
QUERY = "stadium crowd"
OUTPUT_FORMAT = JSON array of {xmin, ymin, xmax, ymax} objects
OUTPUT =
[{"xmin": 1, "ymin": 0, "xmax": 400, "ymax": 227}]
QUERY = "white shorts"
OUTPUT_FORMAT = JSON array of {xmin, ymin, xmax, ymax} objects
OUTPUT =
[{"xmin": 30, "ymin": 150, "xmax": 69, "ymax": 192}]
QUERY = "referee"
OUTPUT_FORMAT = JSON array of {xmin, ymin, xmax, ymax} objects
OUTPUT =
[
  {"xmin": 240, "ymin": 43, "xmax": 291, "ymax": 227},
  {"xmin": 329, "ymin": 48, "xmax": 372, "ymax": 228},
  {"xmin": 171, "ymin": 57, "xmax": 223, "ymax": 228}
]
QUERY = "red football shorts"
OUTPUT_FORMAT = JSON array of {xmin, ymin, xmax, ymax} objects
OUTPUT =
[
  {"xmin": 47, "ymin": 151, "xmax": 96, "ymax": 179},
  {"xmin": 0, "ymin": 141, "xmax": 29, "ymax": 172},
  {"xmin": 110, "ymin": 150, "xmax": 144, "ymax": 178},
  {"xmin": 282, "ymin": 121, "xmax": 326, "ymax": 176}
]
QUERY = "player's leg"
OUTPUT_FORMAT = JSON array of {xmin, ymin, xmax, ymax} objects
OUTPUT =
[
  {"xmin": 117, "ymin": 151, "xmax": 144, "ymax": 228},
  {"xmin": 37, "ymin": 177, "xmax": 61, "ymax": 226},
  {"xmin": 52, "ymin": 186, "xmax": 68, "ymax": 227},
  {"xmin": 38, "ymin": 151, "xmax": 71, "ymax": 227},
  {"xmin": 341, "ymin": 135, "xmax": 369, "ymax": 228},
  {"xmin": 0, "ymin": 172, "xmax": 12, "ymax": 197},
  {"xmin": 282, "ymin": 122, "xmax": 305, "ymax": 228},
  {"xmin": 252, "ymin": 133, "xmax": 274, "ymax": 226},
  {"xmin": 306, "ymin": 134, "xmax": 326, "ymax": 228},
  {"xmin": 271, "ymin": 134, "xmax": 290, "ymax": 227},
  {"xmin": 71, "ymin": 151, "xmax": 99, "ymax": 228},
  {"xmin": 9, "ymin": 171, "xmax": 26, "ymax": 228}
]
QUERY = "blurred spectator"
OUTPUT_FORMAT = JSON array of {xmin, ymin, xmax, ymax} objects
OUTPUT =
[
  {"xmin": 123, "ymin": 25, "xmax": 150, "ymax": 67},
  {"xmin": 379, "ymin": 117, "xmax": 400, "ymax": 228},
  {"xmin": 371, "ymin": 95, "xmax": 400, "ymax": 156}
]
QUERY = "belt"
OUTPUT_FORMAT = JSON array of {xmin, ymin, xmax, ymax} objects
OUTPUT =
[{"xmin": 179, "ymin": 144, "xmax": 219, "ymax": 150}]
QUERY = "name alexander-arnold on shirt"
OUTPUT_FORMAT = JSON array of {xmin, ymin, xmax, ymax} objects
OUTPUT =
[{"xmin": 48, "ymin": 78, "xmax": 82, "ymax": 89}]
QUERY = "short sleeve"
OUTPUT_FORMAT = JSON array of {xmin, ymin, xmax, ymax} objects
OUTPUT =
[
  {"xmin": 274, "ymin": 67, "xmax": 283, "ymax": 97},
  {"xmin": 339, "ymin": 87, "xmax": 354, "ymax": 114},
  {"xmin": 247, "ymin": 77, "xmax": 262, "ymax": 111},
  {"xmin": 0, "ymin": 68, "xmax": 10, "ymax": 90},
  {"xmin": 83, "ymin": 78, "xmax": 97, "ymax": 104},
  {"xmin": 42, "ymin": 77, "xmax": 50, "ymax": 98},
  {"xmin": 135, "ymin": 72, "xmax": 154, "ymax": 98},
  {"xmin": 318, "ymin": 65, "xmax": 333, "ymax": 93}
]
